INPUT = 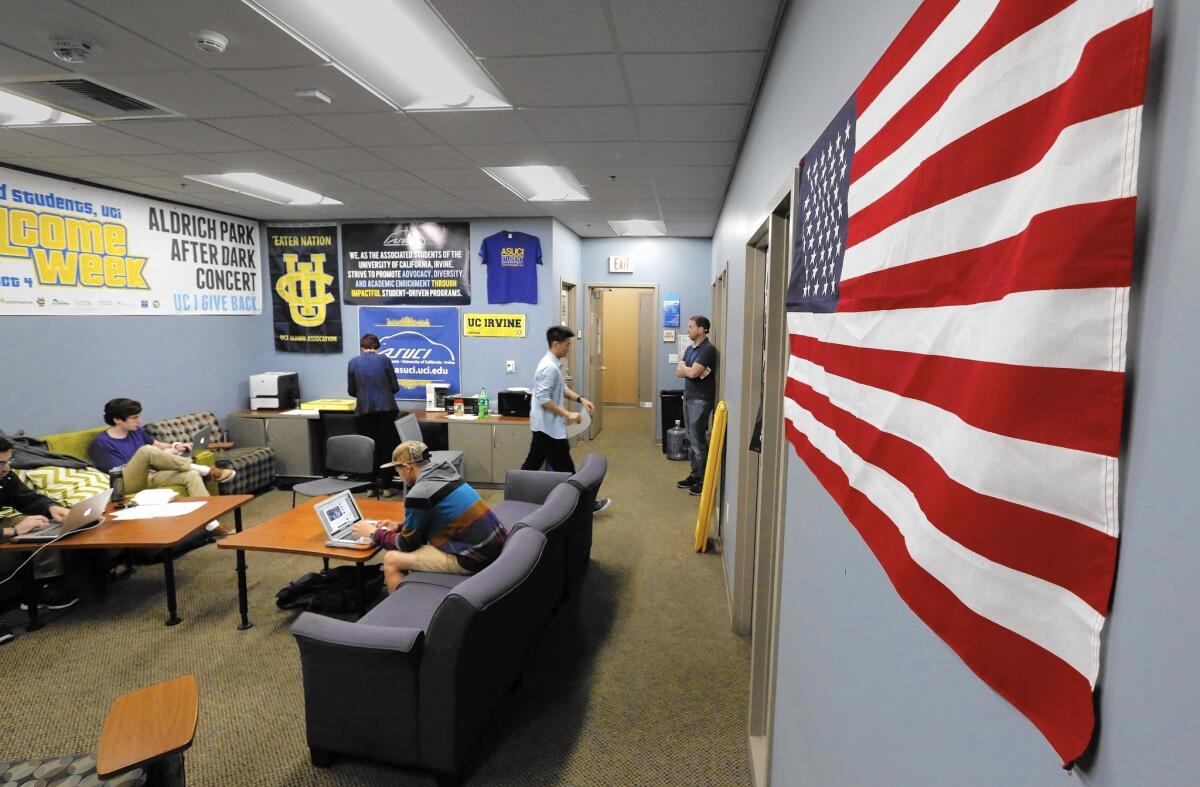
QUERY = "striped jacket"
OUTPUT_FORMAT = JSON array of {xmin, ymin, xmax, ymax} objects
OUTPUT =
[{"xmin": 373, "ymin": 461, "xmax": 507, "ymax": 572}]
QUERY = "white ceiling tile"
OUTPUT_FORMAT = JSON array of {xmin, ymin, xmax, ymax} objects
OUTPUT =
[
  {"xmin": 650, "ymin": 166, "xmax": 731, "ymax": 190},
  {"xmin": 320, "ymin": 188, "xmax": 396, "ymax": 204},
  {"xmin": 375, "ymin": 187, "xmax": 458, "ymax": 203},
  {"xmin": 10, "ymin": 159, "xmax": 102, "ymax": 181},
  {"xmin": 483, "ymin": 55, "xmax": 628, "ymax": 106},
  {"xmin": 444, "ymin": 185, "xmax": 521, "ymax": 203},
  {"xmin": 428, "ymin": 0, "xmax": 613, "ymax": 56},
  {"xmin": 520, "ymin": 107, "xmax": 638, "ymax": 142},
  {"xmin": 415, "ymin": 168, "xmax": 502, "ymax": 189},
  {"xmin": 427, "ymin": 205, "xmax": 492, "ymax": 218},
  {"xmin": 653, "ymin": 181, "xmax": 727, "ymax": 199},
  {"xmin": 115, "ymin": 120, "xmax": 262, "ymax": 152},
  {"xmin": 213, "ymin": 64, "xmax": 391, "ymax": 114},
  {"xmin": 625, "ymin": 53, "xmax": 763, "ymax": 104},
  {"xmin": 664, "ymin": 220, "xmax": 717, "ymax": 236},
  {"xmin": 468, "ymin": 202, "xmax": 547, "ymax": 218},
  {"xmin": 559, "ymin": 219, "xmax": 617, "ymax": 237},
  {"xmin": 659, "ymin": 199, "xmax": 724, "ymax": 214},
  {"xmin": 276, "ymin": 171, "xmax": 362, "ymax": 192},
  {"xmin": 341, "ymin": 170, "xmax": 431, "ymax": 190},
  {"xmin": 642, "ymin": 141, "xmax": 738, "ymax": 166},
  {"xmin": 199, "ymin": 150, "xmax": 319, "ymax": 173},
  {"xmin": 608, "ymin": 0, "xmax": 781, "ymax": 52},
  {"xmin": 0, "ymin": 130, "xmax": 92, "ymax": 157},
  {"xmin": 18, "ymin": 124, "xmax": 175, "ymax": 155},
  {"xmin": 356, "ymin": 201, "xmax": 423, "ymax": 215},
  {"xmin": 0, "ymin": 43, "xmax": 67, "ymax": 79},
  {"xmin": 282, "ymin": 147, "xmax": 393, "ymax": 172},
  {"xmin": 208, "ymin": 116, "xmax": 349, "ymax": 149},
  {"xmin": 99, "ymin": 69, "xmax": 287, "ymax": 118},
  {"xmin": 118, "ymin": 153, "xmax": 224, "ymax": 173},
  {"xmin": 125, "ymin": 175, "xmax": 227, "ymax": 195},
  {"xmin": 303, "ymin": 204, "xmax": 391, "ymax": 219},
  {"xmin": 635, "ymin": 105, "xmax": 748, "ymax": 141},
  {"xmin": 368, "ymin": 145, "xmax": 476, "ymax": 169},
  {"xmin": 548, "ymin": 141, "xmax": 644, "ymax": 166},
  {"xmin": 413, "ymin": 110, "xmax": 539, "ymax": 145},
  {"xmin": 40, "ymin": 155, "xmax": 167, "ymax": 177},
  {"xmin": 578, "ymin": 181, "xmax": 657, "ymax": 201},
  {"xmin": 455, "ymin": 143, "xmax": 558, "ymax": 166},
  {"xmin": 108, "ymin": 0, "xmax": 323, "ymax": 70},
  {"xmin": 307, "ymin": 113, "xmax": 441, "ymax": 147},
  {"xmin": 0, "ymin": 0, "xmax": 194, "ymax": 74},
  {"xmin": 572, "ymin": 165, "xmax": 652, "ymax": 190}
]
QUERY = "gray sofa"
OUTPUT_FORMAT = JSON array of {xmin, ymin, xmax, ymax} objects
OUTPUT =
[{"xmin": 289, "ymin": 464, "xmax": 594, "ymax": 784}]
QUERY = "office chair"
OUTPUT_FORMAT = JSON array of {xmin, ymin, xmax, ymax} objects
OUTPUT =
[
  {"xmin": 291, "ymin": 434, "xmax": 376, "ymax": 507},
  {"xmin": 394, "ymin": 413, "xmax": 464, "ymax": 478}
]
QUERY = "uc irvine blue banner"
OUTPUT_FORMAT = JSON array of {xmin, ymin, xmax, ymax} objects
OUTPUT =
[{"xmin": 359, "ymin": 306, "xmax": 459, "ymax": 400}]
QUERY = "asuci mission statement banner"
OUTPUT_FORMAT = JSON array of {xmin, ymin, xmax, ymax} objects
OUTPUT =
[
  {"xmin": 0, "ymin": 165, "xmax": 259, "ymax": 316},
  {"xmin": 341, "ymin": 221, "xmax": 470, "ymax": 306}
]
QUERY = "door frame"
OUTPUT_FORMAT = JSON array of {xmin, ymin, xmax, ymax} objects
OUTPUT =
[
  {"xmin": 558, "ymin": 277, "xmax": 579, "ymax": 389},
  {"xmin": 584, "ymin": 281, "xmax": 661, "ymax": 439}
]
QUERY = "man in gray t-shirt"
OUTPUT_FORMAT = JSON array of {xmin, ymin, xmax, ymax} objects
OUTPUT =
[{"xmin": 675, "ymin": 315, "xmax": 718, "ymax": 495}]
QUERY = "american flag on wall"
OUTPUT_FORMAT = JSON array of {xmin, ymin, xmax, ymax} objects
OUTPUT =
[{"xmin": 783, "ymin": 0, "xmax": 1152, "ymax": 765}]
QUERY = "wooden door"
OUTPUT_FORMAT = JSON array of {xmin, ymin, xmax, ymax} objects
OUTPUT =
[{"xmin": 601, "ymin": 288, "xmax": 640, "ymax": 404}]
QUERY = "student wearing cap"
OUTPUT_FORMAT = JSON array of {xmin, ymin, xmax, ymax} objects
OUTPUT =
[{"xmin": 352, "ymin": 440, "xmax": 508, "ymax": 593}]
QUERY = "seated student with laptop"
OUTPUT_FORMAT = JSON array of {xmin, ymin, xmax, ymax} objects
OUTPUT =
[
  {"xmin": 351, "ymin": 441, "xmax": 508, "ymax": 593},
  {"xmin": 88, "ymin": 398, "xmax": 236, "ymax": 538},
  {"xmin": 0, "ymin": 435, "xmax": 79, "ymax": 645}
]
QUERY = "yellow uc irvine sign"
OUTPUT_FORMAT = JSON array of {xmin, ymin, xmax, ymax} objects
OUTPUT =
[{"xmin": 464, "ymin": 313, "xmax": 526, "ymax": 337}]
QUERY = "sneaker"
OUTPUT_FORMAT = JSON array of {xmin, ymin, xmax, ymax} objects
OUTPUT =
[
  {"xmin": 381, "ymin": 487, "xmax": 399, "ymax": 499},
  {"xmin": 593, "ymin": 497, "xmax": 612, "ymax": 513},
  {"xmin": 676, "ymin": 475, "xmax": 698, "ymax": 489},
  {"xmin": 209, "ymin": 466, "xmax": 237, "ymax": 484},
  {"xmin": 0, "ymin": 625, "xmax": 14, "ymax": 645},
  {"xmin": 206, "ymin": 522, "xmax": 235, "ymax": 539},
  {"xmin": 20, "ymin": 584, "xmax": 80, "ymax": 611},
  {"xmin": 688, "ymin": 481, "xmax": 703, "ymax": 496}
]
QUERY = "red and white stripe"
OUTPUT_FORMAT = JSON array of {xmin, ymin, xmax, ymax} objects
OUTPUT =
[{"xmin": 783, "ymin": 0, "xmax": 1151, "ymax": 764}]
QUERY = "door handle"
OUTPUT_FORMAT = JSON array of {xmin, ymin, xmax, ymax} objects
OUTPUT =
[{"xmin": 600, "ymin": 366, "xmax": 607, "ymax": 371}]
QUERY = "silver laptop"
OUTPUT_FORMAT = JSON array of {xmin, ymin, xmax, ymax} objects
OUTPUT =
[
  {"xmin": 179, "ymin": 424, "xmax": 213, "ymax": 457},
  {"xmin": 314, "ymin": 490, "xmax": 376, "ymax": 549},
  {"xmin": 13, "ymin": 488, "xmax": 114, "ymax": 542}
]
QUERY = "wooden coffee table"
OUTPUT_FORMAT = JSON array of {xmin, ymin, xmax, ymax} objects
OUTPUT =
[
  {"xmin": 0, "ymin": 495, "xmax": 253, "ymax": 630},
  {"xmin": 217, "ymin": 496, "xmax": 403, "ymax": 629}
]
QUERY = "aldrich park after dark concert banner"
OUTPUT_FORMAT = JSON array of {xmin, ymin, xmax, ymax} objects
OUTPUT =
[
  {"xmin": 267, "ymin": 225, "xmax": 343, "ymax": 353},
  {"xmin": 340, "ymin": 221, "xmax": 471, "ymax": 306},
  {"xmin": 0, "ymin": 165, "xmax": 259, "ymax": 315}
]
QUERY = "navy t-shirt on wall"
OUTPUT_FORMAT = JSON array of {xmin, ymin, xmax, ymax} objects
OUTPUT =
[{"xmin": 480, "ymin": 230, "xmax": 542, "ymax": 304}]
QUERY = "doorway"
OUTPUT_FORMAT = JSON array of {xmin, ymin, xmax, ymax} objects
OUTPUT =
[
  {"xmin": 559, "ymin": 279, "xmax": 579, "ymax": 391},
  {"xmin": 584, "ymin": 282, "xmax": 660, "ymax": 441}
]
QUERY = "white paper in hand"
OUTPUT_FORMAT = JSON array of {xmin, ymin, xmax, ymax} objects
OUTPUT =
[{"xmin": 565, "ymin": 406, "xmax": 591, "ymax": 439}]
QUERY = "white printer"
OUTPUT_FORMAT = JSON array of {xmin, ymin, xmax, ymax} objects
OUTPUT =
[{"xmin": 250, "ymin": 372, "xmax": 300, "ymax": 410}]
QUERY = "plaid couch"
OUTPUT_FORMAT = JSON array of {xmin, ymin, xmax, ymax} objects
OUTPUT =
[{"xmin": 146, "ymin": 412, "xmax": 275, "ymax": 496}]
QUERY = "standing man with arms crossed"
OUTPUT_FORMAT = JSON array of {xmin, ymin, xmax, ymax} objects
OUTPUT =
[
  {"xmin": 520, "ymin": 325, "xmax": 611, "ymax": 513},
  {"xmin": 675, "ymin": 315, "xmax": 718, "ymax": 496}
]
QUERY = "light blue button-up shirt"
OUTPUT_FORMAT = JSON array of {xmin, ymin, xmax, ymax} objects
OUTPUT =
[{"xmin": 530, "ymin": 350, "xmax": 566, "ymax": 439}]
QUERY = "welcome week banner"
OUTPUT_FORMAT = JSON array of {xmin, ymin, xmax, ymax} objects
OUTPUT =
[
  {"xmin": 0, "ymin": 165, "xmax": 260, "ymax": 315},
  {"xmin": 359, "ymin": 306, "xmax": 460, "ymax": 400}
]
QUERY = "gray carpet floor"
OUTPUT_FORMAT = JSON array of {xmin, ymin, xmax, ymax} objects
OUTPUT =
[{"xmin": 0, "ymin": 408, "xmax": 751, "ymax": 786}]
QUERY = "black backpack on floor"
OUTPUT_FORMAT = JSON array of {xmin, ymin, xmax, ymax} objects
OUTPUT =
[{"xmin": 276, "ymin": 564, "xmax": 383, "ymax": 614}]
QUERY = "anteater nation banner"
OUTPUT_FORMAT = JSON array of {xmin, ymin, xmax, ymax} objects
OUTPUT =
[
  {"xmin": 781, "ymin": 0, "xmax": 1152, "ymax": 765},
  {"xmin": 0, "ymin": 165, "xmax": 259, "ymax": 315},
  {"xmin": 267, "ymin": 224, "xmax": 343, "ymax": 353}
]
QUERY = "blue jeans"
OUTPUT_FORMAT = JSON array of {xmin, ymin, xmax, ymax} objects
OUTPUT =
[{"xmin": 683, "ymin": 398, "xmax": 714, "ymax": 479}]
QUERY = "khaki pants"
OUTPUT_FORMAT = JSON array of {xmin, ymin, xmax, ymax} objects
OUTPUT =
[
  {"xmin": 0, "ymin": 514, "xmax": 64, "ymax": 580},
  {"xmin": 123, "ymin": 445, "xmax": 209, "ymax": 497}
]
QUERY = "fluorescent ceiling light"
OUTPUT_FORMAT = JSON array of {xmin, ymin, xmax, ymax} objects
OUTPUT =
[
  {"xmin": 483, "ymin": 166, "xmax": 590, "ymax": 202},
  {"xmin": 242, "ymin": 0, "xmax": 510, "ymax": 111},
  {"xmin": 0, "ymin": 89, "xmax": 90, "ymax": 126},
  {"xmin": 184, "ymin": 173, "xmax": 342, "ymax": 206},
  {"xmin": 609, "ymin": 219, "xmax": 667, "ymax": 237}
]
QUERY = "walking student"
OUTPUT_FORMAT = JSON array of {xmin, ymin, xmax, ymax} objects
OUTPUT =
[
  {"xmin": 675, "ymin": 315, "xmax": 718, "ymax": 496},
  {"xmin": 347, "ymin": 332, "xmax": 400, "ymax": 497},
  {"xmin": 520, "ymin": 325, "xmax": 611, "ymax": 513}
]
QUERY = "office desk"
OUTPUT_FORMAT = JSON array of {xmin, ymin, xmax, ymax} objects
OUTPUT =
[{"xmin": 228, "ymin": 409, "xmax": 531, "ymax": 486}]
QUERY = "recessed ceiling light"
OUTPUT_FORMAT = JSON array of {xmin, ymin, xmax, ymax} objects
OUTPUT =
[
  {"xmin": 483, "ymin": 166, "xmax": 590, "ymax": 202},
  {"xmin": 0, "ymin": 89, "xmax": 91, "ymax": 126},
  {"xmin": 184, "ymin": 172, "xmax": 342, "ymax": 206},
  {"xmin": 242, "ymin": 0, "xmax": 510, "ymax": 111},
  {"xmin": 609, "ymin": 219, "xmax": 667, "ymax": 237}
]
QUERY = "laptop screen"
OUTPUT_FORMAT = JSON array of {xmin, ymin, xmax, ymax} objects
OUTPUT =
[{"xmin": 315, "ymin": 493, "xmax": 361, "ymax": 536}]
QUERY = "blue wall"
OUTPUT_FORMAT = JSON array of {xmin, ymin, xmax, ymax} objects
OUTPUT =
[
  {"xmin": 578, "ymin": 237, "xmax": 712, "ymax": 437},
  {"xmin": 715, "ymin": 0, "xmax": 1200, "ymax": 784}
]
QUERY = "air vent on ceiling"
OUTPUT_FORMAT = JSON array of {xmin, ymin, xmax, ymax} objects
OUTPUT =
[{"xmin": 0, "ymin": 77, "xmax": 178, "ymax": 120}]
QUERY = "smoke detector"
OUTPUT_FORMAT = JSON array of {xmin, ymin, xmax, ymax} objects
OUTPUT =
[
  {"xmin": 49, "ymin": 38, "xmax": 96, "ymax": 64},
  {"xmin": 190, "ymin": 29, "xmax": 229, "ymax": 55}
]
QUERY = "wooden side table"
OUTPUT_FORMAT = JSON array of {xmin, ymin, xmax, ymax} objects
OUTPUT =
[{"xmin": 97, "ymin": 675, "xmax": 199, "ymax": 782}]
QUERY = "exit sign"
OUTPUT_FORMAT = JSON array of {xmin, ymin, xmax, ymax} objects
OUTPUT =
[{"xmin": 608, "ymin": 255, "xmax": 633, "ymax": 273}]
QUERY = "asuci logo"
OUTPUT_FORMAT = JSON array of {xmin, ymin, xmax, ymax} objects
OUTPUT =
[{"xmin": 379, "ymin": 330, "xmax": 455, "ymax": 367}]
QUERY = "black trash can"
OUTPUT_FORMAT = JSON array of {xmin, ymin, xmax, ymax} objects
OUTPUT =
[{"xmin": 659, "ymin": 389, "xmax": 684, "ymax": 454}]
